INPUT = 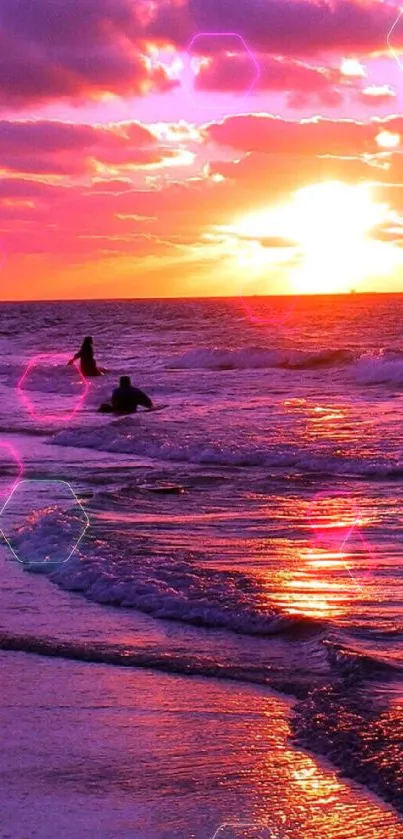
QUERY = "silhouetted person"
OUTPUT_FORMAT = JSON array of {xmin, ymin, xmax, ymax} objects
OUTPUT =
[
  {"xmin": 68, "ymin": 336, "xmax": 103, "ymax": 377},
  {"xmin": 110, "ymin": 376, "xmax": 153, "ymax": 413}
]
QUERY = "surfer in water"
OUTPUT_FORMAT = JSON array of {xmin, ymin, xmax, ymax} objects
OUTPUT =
[
  {"xmin": 99, "ymin": 375, "xmax": 153, "ymax": 414},
  {"xmin": 68, "ymin": 336, "xmax": 104, "ymax": 377}
]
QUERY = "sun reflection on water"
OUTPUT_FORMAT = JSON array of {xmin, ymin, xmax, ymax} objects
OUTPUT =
[{"xmin": 267, "ymin": 549, "xmax": 352, "ymax": 620}]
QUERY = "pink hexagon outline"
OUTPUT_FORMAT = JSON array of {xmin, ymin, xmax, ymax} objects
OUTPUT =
[
  {"xmin": 307, "ymin": 490, "xmax": 378, "ymax": 591},
  {"xmin": 239, "ymin": 293, "xmax": 298, "ymax": 327},
  {"xmin": 0, "ymin": 442, "xmax": 24, "ymax": 499},
  {"xmin": 183, "ymin": 32, "xmax": 261, "ymax": 112},
  {"xmin": 17, "ymin": 353, "xmax": 90, "ymax": 424},
  {"xmin": 387, "ymin": 10, "xmax": 403, "ymax": 72},
  {"xmin": 0, "ymin": 478, "xmax": 90, "ymax": 566}
]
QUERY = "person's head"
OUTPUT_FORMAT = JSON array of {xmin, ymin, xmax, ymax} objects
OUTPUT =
[
  {"xmin": 120, "ymin": 375, "xmax": 131, "ymax": 388},
  {"xmin": 82, "ymin": 336, "xmax": 93, "ymax": 349}
]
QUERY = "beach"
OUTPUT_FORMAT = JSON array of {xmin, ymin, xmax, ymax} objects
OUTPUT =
[
  {"xmin": 2, "ymin": 650, "xmax": 402, "ymax": 839},
  {"xmin": 0, "ymin": 295, "xmax": 403, "ymax": 837}
]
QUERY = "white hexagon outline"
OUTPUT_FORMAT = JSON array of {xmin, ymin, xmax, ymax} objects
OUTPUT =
[
  {"xmin": 332, "ymin": 515, "xmax": 374, "ymax": 593},
  {"xmin": 307, "ymin": 491, "xmax": 377, "ymax": 593},
  {"xmin": 183, "ymin": 31, "xmax": 261, "ymax": 112},
  {"xmin": 387, "ymin": 9, "xmax": 403, "ymax": 72},
  {"xmin": 210, "ymin": 822, "xmax": 278, "ymax": 839},
  {"xmin": 0, "ymin": 478, "xmax": 90, "ymax": 566}
]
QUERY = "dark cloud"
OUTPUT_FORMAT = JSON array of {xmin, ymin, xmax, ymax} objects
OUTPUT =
[
  {"xmin": 0, "ymin": 0, "xmax": 400, "ymax": 109},
  {"xmin": 0, "ymin": 0, "xmax": 178, "ymax": 107},
  {"xmin": 186, "ymin": 0, "xmax": 398, "ymax": 56},
  {"xmin": 0, "ymin": 177, "xmax": 62, "ymax": 198},
  {"xmin": 0, "ymin": 119, "xmax": 183, "ymax": 175}
]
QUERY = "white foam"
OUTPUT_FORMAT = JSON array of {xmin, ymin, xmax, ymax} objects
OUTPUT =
[{"xmin": 353, "ymin": 353, "xmax": 403, "ymax": 386}]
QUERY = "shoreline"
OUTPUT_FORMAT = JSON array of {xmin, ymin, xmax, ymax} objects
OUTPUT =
[{"xmin": 1, "ymin": 649, "xmax": 402, "ymax": 839}]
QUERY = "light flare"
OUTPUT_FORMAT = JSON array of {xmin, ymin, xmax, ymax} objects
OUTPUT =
[{"xmin": 231, "ymin": 181, "xmax": 396, "ymax": 295}]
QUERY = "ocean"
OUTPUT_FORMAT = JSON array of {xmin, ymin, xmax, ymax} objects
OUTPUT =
[{"xmin": 0, "ymin": 294, "xmax": 403, "ymax": 838}]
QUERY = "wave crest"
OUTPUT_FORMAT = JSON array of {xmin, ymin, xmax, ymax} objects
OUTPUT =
[
  {"xmin": 168, "ymin": 346, "xmax": 355, "ymax": 371},
  {"xmin": 293, "ymin": 678, "xmax": 403, "ymax": 813}
]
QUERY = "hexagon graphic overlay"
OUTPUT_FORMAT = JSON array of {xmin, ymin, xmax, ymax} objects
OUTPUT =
[
  {"xmin": 183, "ymin": 32, "xmax": 260, "ymax": 111},
  {"xmin": 17, "ymin": 353, "xmax": 90, "ymax": 423},
  {"xmin": 210, "ymin": 822, "xmax": 278, "ymax": 839},
  {"xmin": 0, "ymin": 479, "xmax": 90, "ymax": 568},
  {"xmin": 387, "ymin": 9, "xmax": 403, "ymax": 73},
  {"xmin": 307, "ymin": 490, "xmax": 377, "ymax": 590},
  {"xmin": 0, "ymin": 442, "xmax": 24, "ymax": 499}
]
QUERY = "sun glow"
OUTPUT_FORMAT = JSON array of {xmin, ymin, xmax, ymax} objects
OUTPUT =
[{"xmin": 231, "ymin": 181, "xmax": 397, "ymax": 295}]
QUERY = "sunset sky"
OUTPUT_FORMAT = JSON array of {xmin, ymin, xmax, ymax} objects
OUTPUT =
[{"xmin": 3, "ymin": 0, "xmax": 403, "ymax": 299}]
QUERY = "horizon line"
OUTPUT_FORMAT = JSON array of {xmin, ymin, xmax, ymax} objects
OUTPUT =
[{"xmin": 0, "ymin": 290, "xmax": 396, "ymax": 304}]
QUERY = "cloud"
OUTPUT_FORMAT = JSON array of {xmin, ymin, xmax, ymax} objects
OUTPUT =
[
  {"xmin": 149, "ymin": 0, "xmax": 399, "ymax": 57},
  {"xmin": 204, "ymin": 113, "xmax": 403, "ymax": 157},
  {"xmin": 358, "ymin": 85, "xmax": 397, "ymax": 107},
  {"xmin": 0, "ymin": 144, "xmax": 400, "ymax": 265},
  {"xmin": 205, "ymin": 150, "xmax": 377, "ymax": 197},
  {"xmin": 0, "ymin": 0, "xmax": 400, "ymax": 110},
  {"xmin": 186, "ymin": 0, "xmax": 398, "ymax": 55},
  {"xmin": 193, "ymin": 52, "xmax": 348, "ymax": 107},
  {"xmin": 0, "ymin": 114, "xmax": 401, "ymax": 231},
  {"xmin": 0, "ymin": 119, "xmax": 190, "ymax": 175},
  {"xmin": 1, "ymin": 108, "xmax": 403, "ymax": 299},
  {"xmin": 0, "ymin": 0, "xmax": 178, "ymax": 108}
]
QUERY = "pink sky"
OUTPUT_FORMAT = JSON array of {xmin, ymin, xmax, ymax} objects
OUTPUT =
[{"xmin": 2, "ymin": 0, "xmax": 403, "ymax": 299}]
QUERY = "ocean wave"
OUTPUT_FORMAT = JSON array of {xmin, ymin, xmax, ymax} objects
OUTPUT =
[
  {"xmin": 1, "ymin": 361, "xmax": 108, "ymax": 400},
  {"xmin": 353, "ymin": 353, "xmax": 403, "ymax": 386},
  {"xmin": 6, "ymin": 498, "xmax": 403, "ymax": 814},
  {"xmin": 51, "ymin": 423, "xmax": 297, "ymax": 467},
  {"xmin": 292, "ymin": 679, "xmax": 403, "ymax": 813},
  {"xmin": 0, "ymin": 503, "xmax": 88, "ymax": 568},
  {"xmin": 52, "ymin": 549, "xmax": 322, "ymax": 638},
  {"xmin": 7, "ymin": 506, "xmax": 322, "ymax": 638},
  {"xmin": 50, "ymin": 422, "xmax": 403, "ymax": 477},
  {"xmin": 0, "ymin": 629, "xmax": 332, "ymax": 700},
  {"xmin": 168, "ymin": 346, "xmax": 355, "ymax": 371},
  {"xmin": 325, "ymin": 639, "xmax": 403, "ymax": 678},
  {"xmin": 168, "ymin": 346, "xmax": 403, "ymax": 390}
]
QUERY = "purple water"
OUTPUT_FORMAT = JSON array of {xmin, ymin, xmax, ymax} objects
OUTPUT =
[{"xmin": 0, "ymin": 294, "xmax": 403, "ymax": 823}]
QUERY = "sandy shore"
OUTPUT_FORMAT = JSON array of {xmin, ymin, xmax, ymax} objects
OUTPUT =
[{"xmin": 0, "ymin": 650, "xmax": 402, "ymax": 839}]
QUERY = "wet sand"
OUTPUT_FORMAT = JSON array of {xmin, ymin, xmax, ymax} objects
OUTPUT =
[{"xmin": 0, "ymin": 651, "xmax": 402, "ymax": 839}]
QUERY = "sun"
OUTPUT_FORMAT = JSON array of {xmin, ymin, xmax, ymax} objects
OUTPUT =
[
  {"xmin": 285, "ymin": 182, "xmax": 383, "ymax": 245},
  {"xmin": 230, "ymin": 181, "xmax": 395, "ymax": 295}
]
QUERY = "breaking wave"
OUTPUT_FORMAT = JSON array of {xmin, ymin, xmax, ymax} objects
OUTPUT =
[
  {"xmin": 293, "ymin": 677, "xmax": 403, "ymax": 813},
  {"xmin": 49, "ymin": 420, "xmax": 403, "ymax": 477},
  {"xmin": 168, "ymin": 344, "xmax": 403, "ymax": 387},
  {"xmin": 168, "ymin": 346, "xmax": 355, "ymax": 371}
]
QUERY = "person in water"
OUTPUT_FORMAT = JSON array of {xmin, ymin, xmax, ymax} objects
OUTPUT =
[
  {"xmin": 68, "ymin": 336, "xmax": 103, "ymax": 377},
  {"xmin": 109, "ymin": 376, "xmax": 153, "ymax": 414}
]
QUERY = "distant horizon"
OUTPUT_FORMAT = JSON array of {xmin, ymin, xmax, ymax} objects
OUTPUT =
[{"xmin": 0, "ymin": 289, "xmax": 401, "ymax": 305}]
